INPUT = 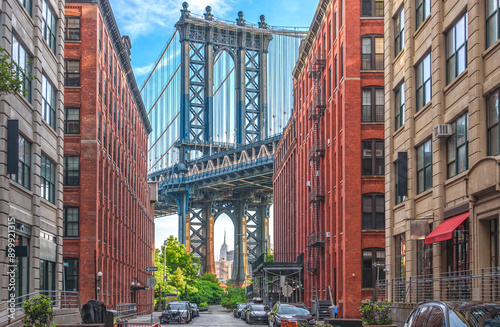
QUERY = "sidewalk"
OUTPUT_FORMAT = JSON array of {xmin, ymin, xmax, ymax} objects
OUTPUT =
[{"xmin": 127, "ymin": 311, "xmax": 162, "ymax": 323}]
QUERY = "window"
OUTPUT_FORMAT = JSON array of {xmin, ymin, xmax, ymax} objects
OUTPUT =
[
  {"xmin": 63, "ymin": 207, "xmax": 79, "ymax": 237},
  {"xmin": 98, "ymin": 67, "xmax": 102, "ymax": 97},
  {"xmin": 417, "ymin": 138, "xmax": 432, "ymax": 193},
  {"xmin": 98, "ymin": 113, "xmax": 102, "ymax": 142},
  {"xmin": 362, "ymin": 248, "xmax": 385, "ymax": 288},
  {"xmin": 395, "ymin": 161, "xmax": 406, "ymax": 205},
  {"xmin": 334, "ymin": 55, "xmax": 338, "ymax": 88},
  {"xmin": 340, "ymin": 0, "xmax": 343, "ymax": 27},
  {"xmin": 65, "ymin": 107, "xmax": 80, "ymax": 134},
  {"xmin": 416, "ymin": 53, "xmax": 432, "ymax": 111},
  {"xmin": 362, "ymin": 0, "xmax": 383, "ymax": 17},
  {"xmin": 395, "ymin": 233, "xmax": 406, "ymax": 279},
  {"xmin": 395, "ymin": 7, "xmax": 404, "ymax": 57},
  {"xmin": 395, "ymin": 82, "xmax": 405, "ymax": 130},
  {"xmin": 416, "ymin": 0, "xmax": 430, "ymax": 30},
  {"xmin": 64, "ymin": 155, "xmax": 79, "ymax": 186},
  {"xmin": 63, "ymin": 258, "xmax": 78, "ymax": 291},
  {"xmin": 41, "ymin": 75, "xmax": 56, "ymax": 129},
  {"xmin": 361, "ymin": 36, "xmax": 384, "ymax": 70},
  {"xmin": 362, "ymin": 139, "xmax": 384, "ymax": 175},
  {"xmin": 487, "ymin": 0, "xmax": 500, "ymax": 48},
  {"xmin": 14, "ymin": 231, "xmax": 30, "ymax": 297},
  {"xmin": 446, "ymin": 14, "xmax": 468, "ymax": 84},
  {"xmin": 40, "ymin": 259, "xmax": 56, "ymax": 291},
  {"xmin": 41, "ymin": 154, "xmax": 55, "ymax": 204},
  {"xmin": 491, "ymin": 219, "xmax": 499, "ymax": 268},
  {"xmin": 334, "ymin": 10, "xmax": 337, "ymax": 40},
  {"xmin": 65, "ymin": 60, "xmax": 80, "ymax": 86},
  {"xmin": 362, "ymin": 87, "xmax": 384, "ymax": 122},
  {"xmin": 65, "ymin": 16, "xmax": 80, "ymax": 40},
  {"xmin": 18, "ymin": 0, "xmax": 32, "ymax": 15},
  {"xmin": 42, "ymin": 0, "xmax": 56, "ymax": 53},
  {"xmin": 447, "ymin": 113, "xmax": 468, "ymax": 177},
  {"xmin": 487, "ymin": 89, "xmax": 500, "ymax": 155},
  {"xmin": 10, "ymin": 135, "xmax": 31, "ymax": 189},
  {"xmin": 340, "ymin": 44, "xmax": 344, "ymax": 78},
  {"xmin": 12, "ymin": 35, "xmax": 32, "ymax": 102},
  {"xmin": 362, "ymin": 193, "xmax": 384, "ymax": 229}
]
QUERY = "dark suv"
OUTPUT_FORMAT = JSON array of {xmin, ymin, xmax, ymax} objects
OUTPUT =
[
  {"xmin": 404, "ymin": 301, "xmax": 500, "ymax": 327},
  {"xmin": 268, "ymin": 302, "xmax": 315, "ymax": 327}
]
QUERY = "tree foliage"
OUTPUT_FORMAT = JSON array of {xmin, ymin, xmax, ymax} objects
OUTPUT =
[
  {"xmin": 22, "ymin": 295, "xmax": 55, "ymax": 327},
  {"xmin": 220, "ymin": 284, "xmax": 247, "ymax": 310},
  {"xmin": 358, "ymin": 300, "xmax": 394, "ymax": 325},
  {"xmin": 0, "ymin": 47, "xmax": 33, "ymax": 95}
]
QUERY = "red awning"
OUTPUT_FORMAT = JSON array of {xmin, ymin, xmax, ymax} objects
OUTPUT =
[{"xmin": 424, "ymin": 212, "xmax": 470, "ymax": 245}]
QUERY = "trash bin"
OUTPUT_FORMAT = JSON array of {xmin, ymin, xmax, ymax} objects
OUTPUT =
[{"xmin": 105, "ymin": 310, "xmax": 118, "ymax": 327}]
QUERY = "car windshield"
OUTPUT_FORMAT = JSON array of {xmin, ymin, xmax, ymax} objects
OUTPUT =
[
  {"xmin": 167, "ymin": 303, "xmax": 186, "ymax": 310},
  {"xmin": 251, "ymin": 305, "xmax": 268, "ymax": 311},
  {"xmin": 278, "ymin": 306, "xmax": 310, "ymax": 315},
  {"xmin": 452, "ymin": 304, "xmax": 500, "ymax": 326},
  {"xmin": 238, "ymin": 304, "xmax": 246, "ymax": 309}
]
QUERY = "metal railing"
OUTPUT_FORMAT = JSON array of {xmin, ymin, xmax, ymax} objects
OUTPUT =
[
  {"xmin": 116, "ymin": 303, "xmax": 137, "ymax": 318},
  {"xmin": 375, "ymin": 267, "xmax": 500, "ymax": 304},
  {"xmin": 308, "ymin": 185, "xmax": 325, "ymax": 203},
  {"xmin": 0, "ymin": 290, "xmax": 79, "ymax": 325},
  {"xmin": 307, "ymin": 232, "xmax": 325, "ymax": 247}
]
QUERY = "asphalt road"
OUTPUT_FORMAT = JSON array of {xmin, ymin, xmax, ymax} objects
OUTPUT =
[{"xmin": 129, "ymin": 305, "xmax": 261, "ymax": 327}]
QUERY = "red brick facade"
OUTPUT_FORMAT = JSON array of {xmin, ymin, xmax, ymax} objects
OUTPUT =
[
  {"xmin": 274, "ymin": 0, "xmax": 384, "ymax": 318},
  {"xmin": 63, "ymin": 0, "xmax": 154, "ymax": 311}
]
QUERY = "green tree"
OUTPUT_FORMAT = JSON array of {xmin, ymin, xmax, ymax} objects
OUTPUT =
[
  {"xmin": 162, "ymin": 236, "xmax": 200, "ymax": 283},
  {"xmin": 0, "ymin": 47, "xmax": 33, "ymax": 95},
  {"xmin": 187, "ymin": 275, "xmax": 223, "ymax": 305},
  {"xmin": 22, "ymin": 295, "xmax": 55, "ymax": 327},
  {"xmin": 220, "ymin": 284, "xmax": 247, "ymax": 310}
]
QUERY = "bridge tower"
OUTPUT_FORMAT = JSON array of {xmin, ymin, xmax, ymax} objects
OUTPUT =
[{"xmin": 172, "ymin": 2, "xmax": 273, "ymax": 283}]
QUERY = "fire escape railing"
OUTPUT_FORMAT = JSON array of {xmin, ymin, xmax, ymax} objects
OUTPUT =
[{"xmin": 306, "ymin": 53, "xmax": 326, "ymax": 275}]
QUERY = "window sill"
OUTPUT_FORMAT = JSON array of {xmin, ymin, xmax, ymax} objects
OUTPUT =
[
  {"xmin": 65, "ymin": 40, "xmax": 82, "ymax": 43},
  {"xmin": 14, "ymin": 92, "xmax": 34, "ymax": 112},
  {"xmin": 11, "ymin": 181, "xmax": 33, "ymax": 197},
  {"xmin": 360, "ymin": 70, "xmax": 384, "ymax": 73},
  {"xmin": 64, "ymin": 185, "xmax": 81, "ymax": 189},
  {"xmin": 394, "ymin": 201, "xmax": 406, "ymax": 210},
  {"xmin": 415, "ymin": 188, "xmax": 433, "ymax": 200},
  {"xmin": 361, "ymin": 229, "xmax": 385, "ymax": 232},
  {"xmin": 393, "ymin": 125, "xmax": 405, "ymax": 137},
  {"xmin": 360, "ymin": 16, "xmax": 384, "ymax": 20},
  {"xmin": 393, "ymin": 49, "xmax": 404, "ymax": 64},
  {"xmin": 41, "ymin": 119, "xmax": 58, "ymax": 139},
  {"xmin": 443, "ymin": 69, "xmax": 468, "ymax": 95},
  {"xmin": 414, "ymin": 101, "xmax": 432, "ymax": 120},
  {"xmin": 65, "ymin": 86, "xmax": 82, "ymax": 89},
  {"xmin": 63, "ymin": 236, "xmax": 80, "ymax": 240},
  {"xmin": 40, "ymin": 198, "xmax": 57, "ymax": 210},
  {"xmin": 483, "ymin": 37, "xmax": 500, "ymax": 60},
  {"xmin": 414, "ymin": 16, "xmax": 431, "ymax": 39},
  {"xmin": 64, "ymin": 133, "xmax": 81, "ymax": 136},
  {"xmin": 361, "ymin": 175, "xmax": 384, "ymax": 178},
  {"xmin": 361, "ymin": 122, "xmax": 384, "ymax": 125},
  {"xmin": 444, "ymin": 169, "xmax": 468, "ymax": 186}
]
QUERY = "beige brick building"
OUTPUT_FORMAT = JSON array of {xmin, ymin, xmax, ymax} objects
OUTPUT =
[
  {"xmin": 0, "ymin": 0, "xmax": 65, "ymax": 306},
  {"xmin": 384, "ymin": 0, "xmax": 500, "ymax": 319}
]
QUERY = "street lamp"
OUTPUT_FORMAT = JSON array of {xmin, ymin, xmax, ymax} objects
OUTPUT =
[{"xmin": 95, "ymin": 271, "xmax": 102, "ymax": 300}]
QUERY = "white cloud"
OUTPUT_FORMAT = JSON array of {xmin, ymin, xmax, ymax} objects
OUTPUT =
[
  {"xmin": 110, "ymin": 0, "xmax": 236, "ymax": 40},
  {"xmin": 133, "ymin": 63, "xmax": 154, "ymax": 76}
]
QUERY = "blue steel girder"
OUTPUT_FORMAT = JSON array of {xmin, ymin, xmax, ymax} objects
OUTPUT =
[{"xmin": 189, "ymin": 42, "xmax": 206, "ymax": 144}]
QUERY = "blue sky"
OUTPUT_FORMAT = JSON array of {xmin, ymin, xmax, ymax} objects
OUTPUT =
[
  {"xmin": 108, "ymin": 0, "xmax": 318, "ymax": 251},
  {"xmin": 109, "ymin": 0, "xmax": 318, "ymax": 86}
]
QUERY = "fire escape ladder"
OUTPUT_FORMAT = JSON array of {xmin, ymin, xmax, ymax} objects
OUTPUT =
[{"xmin": 306, "ymin": 52, "xmax": 326, "ymax": 275}]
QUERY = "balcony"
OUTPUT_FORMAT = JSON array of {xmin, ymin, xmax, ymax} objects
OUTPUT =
[
  {"xmin": 308, "ymin": 96, "xmax": 326, "ymax": 121},
  {"xmin": 308, "ymin": 185, "xmax": 325, "ymax": 203},
  {"xmin": 307, "ymin": 231, "xmax": 325, "ymax": 247},
  {"xmin": 309, "ymin": 141, "xmax": 325, "ymax": 161},
  {"xmin": 375, "ymin": 267, "xmax": 500, "ymax": 304}
]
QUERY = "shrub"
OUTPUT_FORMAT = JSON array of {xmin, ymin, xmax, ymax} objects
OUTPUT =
[
  {"xmin": 200, "ymin": 302, "xmax": 207, "ymax": 307},
  {"xmin": 22, "ymin": 295, "xmax": 55, "ymax": 327},
  {"xmin": 358, "ymin": 300, "xmax": 393, "ymax": 325}
]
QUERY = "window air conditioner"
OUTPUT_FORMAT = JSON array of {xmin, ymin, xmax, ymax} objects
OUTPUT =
[{"xmin": 433, "ymin": 124, "xmax": 452, "ymax": 138}]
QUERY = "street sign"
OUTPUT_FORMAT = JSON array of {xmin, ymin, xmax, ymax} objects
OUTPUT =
[
  {"xmin": 147, "ymin": 277, "xmax": 157, "ymax": 287},
  {"xmin": 282, "ymin": 284, "xmax": 293, "ymax": 297},
  {"xmin": 146, "ymin": 266, "xmax": 158, "ymax": 272}
]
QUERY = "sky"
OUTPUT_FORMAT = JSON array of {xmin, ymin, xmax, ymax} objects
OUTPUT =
[{"xmin": 107, "ymin": 0, "xmax": 318, "ymax": 251}]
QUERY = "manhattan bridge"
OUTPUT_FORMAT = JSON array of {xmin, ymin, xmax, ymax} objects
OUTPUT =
[{"xmin": 144, "ymin": 2, "xmax": 308, "ymax": 283}]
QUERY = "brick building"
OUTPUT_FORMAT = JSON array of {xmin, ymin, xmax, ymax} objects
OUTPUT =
[
  {"xmin": 62, "ymin": 0, "xmax": 155, "ymax": 310},
  {"xmin": 274, "ymin": 0, "xmax": 385, "ymax": 318},
  {"xmin": 0, "ymin": 0, "xmax": 65, "ymax": 302}
]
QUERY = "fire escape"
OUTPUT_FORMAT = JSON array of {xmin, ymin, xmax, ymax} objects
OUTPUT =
[{"xmin": 306, "ymin": 53, "xmax": 326, "ymax": 274}]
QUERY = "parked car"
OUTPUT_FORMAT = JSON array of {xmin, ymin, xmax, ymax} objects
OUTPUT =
[
  {"xmin": 268, "ymin": 302, "xmax": 315, "ymax": 327},
  {"xmin": 404, "ymin": 301, "xmax": 500, "ymax": 327},
  {"xmin": 190, "ymin": 303, "xmax": 199, "ymax": 317},
  {"xmin": 245, "ymin": 304, "xmax": 270, "ymax": 324},
  {"xmin": 234, "ymin": 303, "xmax": 247, "ymax": 318},
  {"xmin": 241, "ymin": 303, "xmax": 252, "ymax": 320},
  {"xmin": 159, "ymin": 301, "xmax": 191, "ymax": 324}
]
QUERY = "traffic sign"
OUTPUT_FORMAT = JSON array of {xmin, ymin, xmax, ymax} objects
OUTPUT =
[
  {"xmin": 147, "ymin": 277, "xmax": 157, "ymax": 287},
  {"xmin": 146, "ymin": 266, "xmax": 158, "ymax": 272}
]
